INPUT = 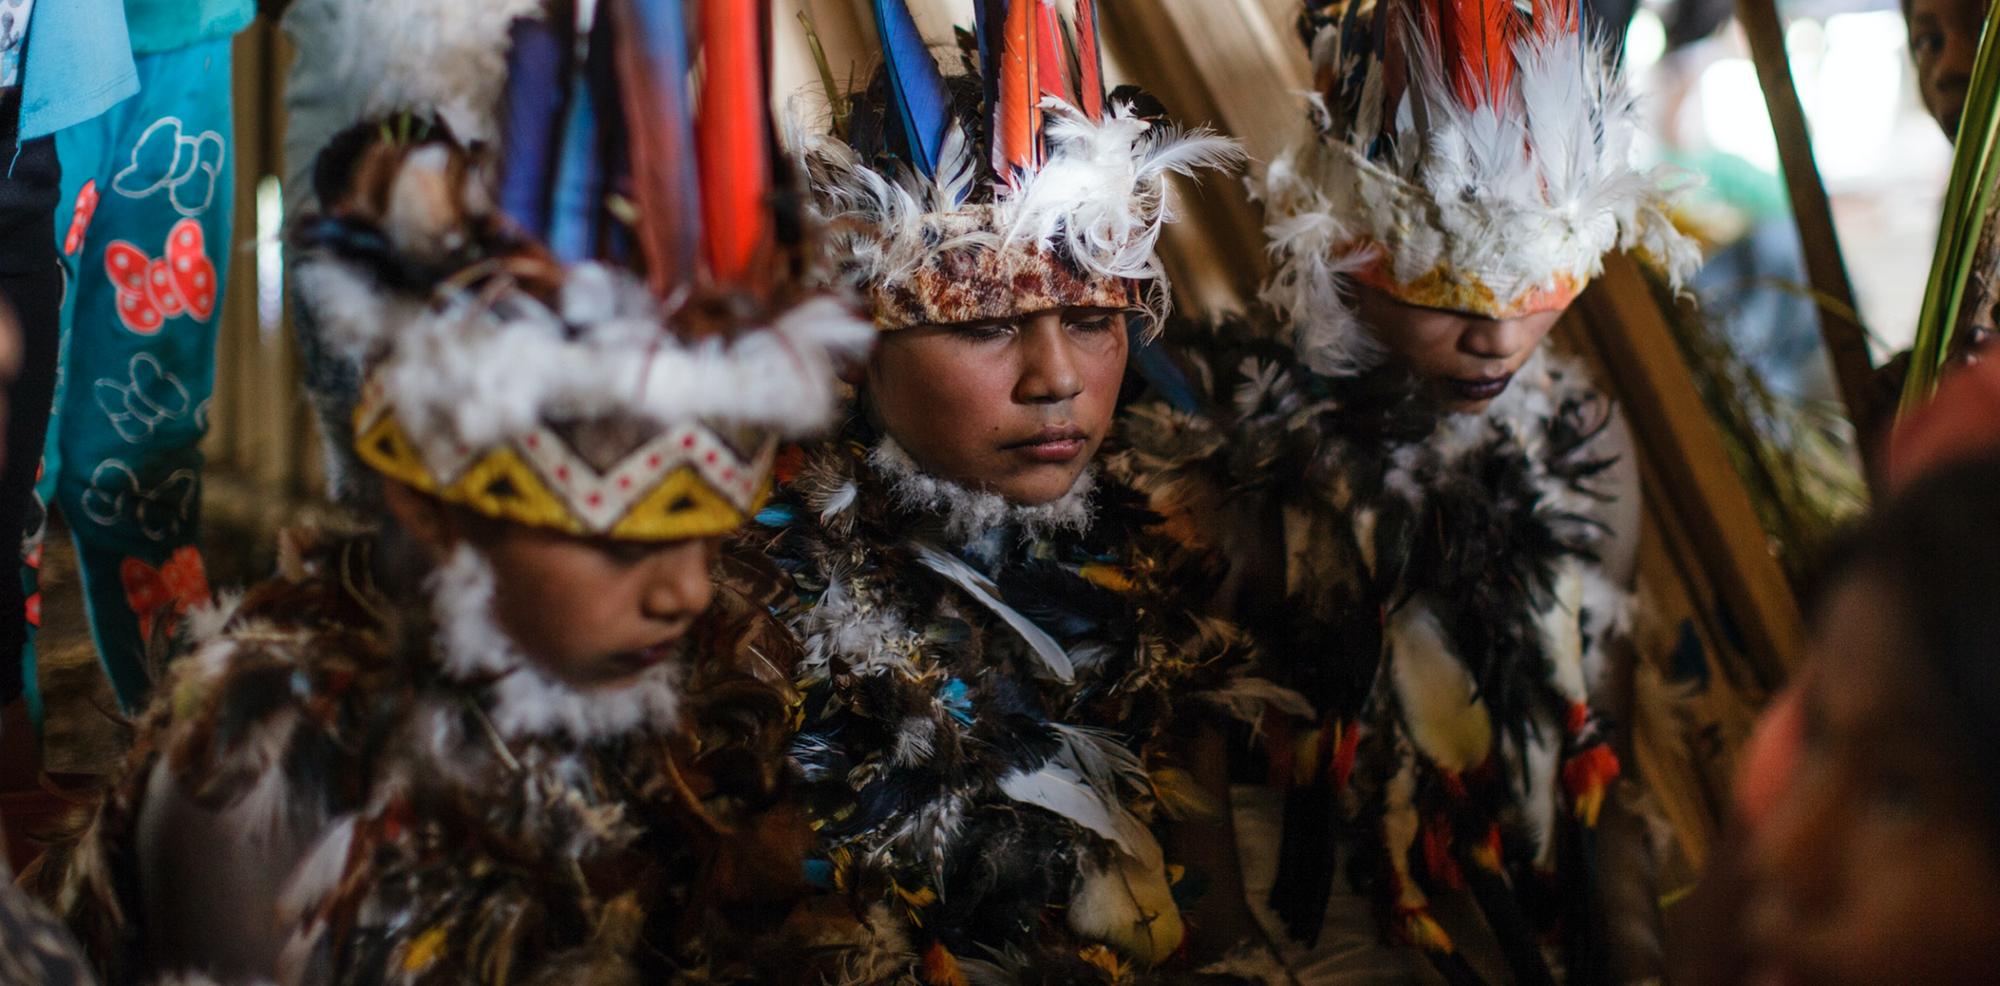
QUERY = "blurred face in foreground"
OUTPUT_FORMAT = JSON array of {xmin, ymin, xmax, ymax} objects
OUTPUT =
[
  {"xmin": 867, "ymin": 307, "xmax": 1129, "ymax": 505},
  {"xmin": 384, "ymin": 481, "xmax": 719, "ymax": 690},
  {"xmin": 1355, "ymin": 285, "xmax": 1566, "ymax": 414},
  {"xmin": 1743, "ymin": 574, "xmax": 2000, "ymax": 986},
  {"xmin": 0, "ymin": 302, "xmax": 19, "ymax": 468}
]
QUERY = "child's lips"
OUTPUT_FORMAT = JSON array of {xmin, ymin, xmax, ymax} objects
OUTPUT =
[
  {"xmin": 1443, "ymin": 373, "xmax": 1513, "ymax": 402},
  {"xmin": 608, "ymin": 639, "xmax": 683, "ymax": 674},
  {"xmin": 1004, "ymin": 426, "xmax": 1090, "ymax": 463}
]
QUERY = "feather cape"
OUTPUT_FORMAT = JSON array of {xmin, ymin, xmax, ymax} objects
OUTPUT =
[
  {"xmin": 1114, "ymin": 312, "xmax": 1632, "ymax": 983},
  {"xmin": 735, "ymin": 420, "xmax": 1256, "ymax": 982},
  {"xmin": 32, "ymin": 522, "xmax": 835, "ymax": 986}
]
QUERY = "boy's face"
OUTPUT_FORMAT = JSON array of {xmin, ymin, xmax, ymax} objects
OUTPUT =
[
  {"xmin": 1744, "ymin": 574, "xmax": 2000, "ymax": 986},
  {"xmin": 866, "ymin": 307, "xmax": 1128, "ymax": 506},
  {"xmin": 384, "ymin": 480, "xmax": 720, "ymax": 690},
  {"xmin": 1910, "ymin": 0, "xmax": 1991, "ymax": 138},
  {"xmin": 478, "ymin": 526, "xmax": 719, "ymax": 689},
  {"xmin": 1355, "ymin": 285, "xmax": 1567, "ymax": 414}
]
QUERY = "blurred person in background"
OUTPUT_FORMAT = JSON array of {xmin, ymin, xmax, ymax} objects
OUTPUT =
[
  {"xmin": 0, "ymin": 297, "xmax": 101, "ymax": 986},
  {"xmin": 0, "ymin": 0, "xmax": 134, "ymax": 719},
  {"xmin": 1870, "ymin": 0, "xmax": 1998, "ymax": 434},
  {"xmin": 1736, "ymin": 454, "xmax": 2000, "ymax": 986},
  {"xmin": 16, "ymin": 0, "xmax": 253, "ymax": 730},
  {"xmin": 1671, "ymin": 345, "xmax": 2000, "ymax": 986}
]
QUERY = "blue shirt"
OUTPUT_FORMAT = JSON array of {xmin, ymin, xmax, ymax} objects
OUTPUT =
[
  {"xmin": 17, "ymin": 0, "xmax": 251, "ymax": 139},
  {"xmin": 18, "ymin": 0, "xmax": 136, "ymax": 139}
]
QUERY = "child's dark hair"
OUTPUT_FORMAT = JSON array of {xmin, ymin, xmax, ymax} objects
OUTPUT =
[{"xmin": 1814, "ymin": 454, "xmax": 2000, "ymax": 830}]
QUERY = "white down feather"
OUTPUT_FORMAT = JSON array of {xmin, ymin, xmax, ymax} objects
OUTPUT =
[
  {"xmin": 307, "ymin": 258, "xmax": 874, "ymax": 452},
  {"xmin": 281, "ymin": 0, "xmax": 543, "ymax": 147},
  {"xmin": 794, "ymin": 91, "xmax": 1243, "ymax": 335}
]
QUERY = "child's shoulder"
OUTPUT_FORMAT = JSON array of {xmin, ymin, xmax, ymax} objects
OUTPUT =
[{"xmin": 140, "ymin": 519, "xmax": 408, "ymax": 812}]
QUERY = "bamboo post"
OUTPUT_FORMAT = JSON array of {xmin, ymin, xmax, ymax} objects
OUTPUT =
[{"xmin": 1734, "ymin": 0, "xmax": 1880, "ymax": 483}]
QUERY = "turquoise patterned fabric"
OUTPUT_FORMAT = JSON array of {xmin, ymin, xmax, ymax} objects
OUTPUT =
[
  {"xmin": 122, "ymin": 0, "xmax": 254, "ymax": 55},
  {"xmin": 23, "ymin": 37, "xmax": 233, "ymax": 720}
]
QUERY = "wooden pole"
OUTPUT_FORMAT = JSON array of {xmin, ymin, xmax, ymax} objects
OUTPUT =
[{"xmin": 1734, "ymin": 0, "xmax": 1881, "ymax": 485}]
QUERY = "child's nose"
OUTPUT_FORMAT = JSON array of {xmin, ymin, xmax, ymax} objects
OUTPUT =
[
  {"xmin": 1459, "ymin": 316, "xmax": 1537, "ymax": 361},
  {"xmin": 641, "ymin": 541, "xmax": 716, "ymax": 622}
]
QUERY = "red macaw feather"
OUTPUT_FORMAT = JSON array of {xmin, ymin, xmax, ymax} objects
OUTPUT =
[
  {"xmin": 698, "ymin": 0, "xmax": 770, "ymax": 286},
  {"xmin": 1438, "ymin": 0, "xmax": 1517, "ymax": 109},
  {"xmin": 1034, "ymin": 0, "xmax": 1071, "ymax": 108},
  {"xmin": 1329, "ymin": 717, "xmax": 1360, "ymax": 790},
  {"xmin": 1073, "ymin": 0, "xmax": 1104, "ymax": 120},
  {"xmin": 995, "ymin": 0, "xmax": 1041, "ymax": 176},
  {"xmin": 1562, "ymin": 745, "xmax": 1621, "ymax": 827},
  {"xmin": 1422, "ymin": 813, "xmax": 1465, "ymax": 890},
  {"xmin": 607, "ymin": 0, "xmax": 702, "ymax": 296}
]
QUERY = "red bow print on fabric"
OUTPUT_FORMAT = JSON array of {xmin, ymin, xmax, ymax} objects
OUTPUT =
[
  {"xmin": 64, "ymin": 180, "xmax": 100, "ymax": 257},
  {"xmin": 106, "ymin": 218, "xmax": 217, "ymax": 334},
  {"xmin": 120, "ymin": 545, "xmax": 210, "ymax": 641}
]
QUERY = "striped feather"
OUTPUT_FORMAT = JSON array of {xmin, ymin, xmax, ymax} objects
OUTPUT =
[
  {"xmin": 698, "ymin": 0, "xmax": 770, "ymax": 285},
  {"xmin": 607, "ymin": 0, "xmax": 703, "ymax": 294},
  {"xmin": 870, "ymin": 0, "xmax": 955, "ymax": 178}
]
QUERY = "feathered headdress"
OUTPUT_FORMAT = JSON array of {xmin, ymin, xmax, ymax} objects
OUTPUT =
[
  {"xmin": 293, "ymin": 0, "xmax": 873, "ymax": 542},
  {"xmin": 795, "ymin": 0, "xmax": 1245, "ymax": 332},
  {"xmin": 1260, "ymin": 0, "xmax": 1701, "ymax": 374}
]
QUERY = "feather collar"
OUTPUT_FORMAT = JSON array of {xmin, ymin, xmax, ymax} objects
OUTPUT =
[
  {"xmin": 427, "ymin": 542, "xmax": 683, "ymax": 743},
  {"xmin": 867, "ymin": 436, "xmax": 1097, "ymax": 562}
]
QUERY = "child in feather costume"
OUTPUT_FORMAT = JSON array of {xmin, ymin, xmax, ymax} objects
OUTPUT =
[
  {"xmin": 1113, "ymin": 1, "xmax": 1700, "ymax": 984},
  {"xmin": 743, "ymin": 2, "xmax": 1282, "ymax": 982},
  {"xmin": 26, "ymin": 2, "xmax": 872, "ymax": 984}
]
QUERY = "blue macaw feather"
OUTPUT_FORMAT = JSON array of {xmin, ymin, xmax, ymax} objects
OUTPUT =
[
  {"xmin": 974, "ymin": 0, "xmax": 1005, "ymax": 138},
  {"xmin": 495, "ymin": 18, "xmax": 568, "ymax": 241},
  {"xmin": 546, "ymin": 76, "xmax": 603, "ymax": 264},
  {"xmin": 870, "ymin": 0, "xmax": 953, "ymax": 178},
  {"xmin": 755, "ymin": 503, "xmax": 799, "ymax": 528},
  {"xmin": 1129, "ymin": 319, "xmax": 1203, "ymax": 414}
]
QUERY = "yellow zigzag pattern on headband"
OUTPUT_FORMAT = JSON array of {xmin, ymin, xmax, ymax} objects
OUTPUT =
[{"xmin": 354, "ymin": 406, "xmax": 772, "ymax": 542}]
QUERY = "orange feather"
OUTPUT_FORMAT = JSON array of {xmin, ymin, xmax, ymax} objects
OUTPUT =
[
  {"xmin": 922, "ymin": 943, "xmax": 969, "ymax": 986},
  {"xmin": 1562, "ymin": 745, "xmax": 1621, "ymax": 827},
  {"xmin": 1073, "ymin": 0, "xmax": 1104, "ymax": 120},
  {"xmin": 1438, "ymin": 0, "xmax": 1518, "ymax": 109},
  {"xmin": 698, "ymin": 0, "xmax": 770, "ymax": 286},
  {"xmin": 995, "ymin": 0, "xmax": 1040, "ymax": 176}
]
